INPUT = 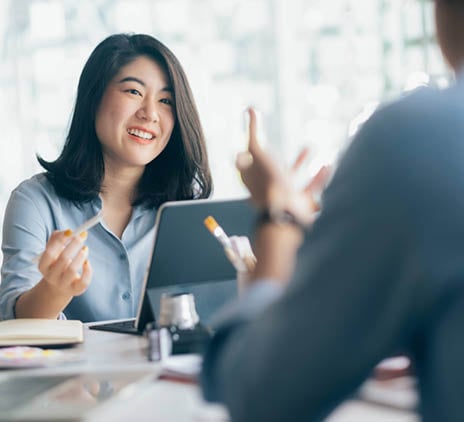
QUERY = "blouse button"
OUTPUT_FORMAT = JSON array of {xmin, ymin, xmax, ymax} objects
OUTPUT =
[{"xmin": 122, "ymin": 292, "xmax": 131, "ymax": 301}]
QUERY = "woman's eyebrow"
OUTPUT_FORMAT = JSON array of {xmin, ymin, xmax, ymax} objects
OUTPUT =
[
  {"xmin": 117, "ymin": 76, "xmax": 145, "ymax": 86},
  {"xmin": 117, "ymin": 77, "xmax": 173, "ymax": 93}
]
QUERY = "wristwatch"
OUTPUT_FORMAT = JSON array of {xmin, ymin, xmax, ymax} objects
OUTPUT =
[{"xmin": 256, "ymin": 207, "xmax": 306, "ymax": 231}]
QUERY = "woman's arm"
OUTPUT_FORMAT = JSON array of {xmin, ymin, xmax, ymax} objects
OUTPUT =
[{"xmin": 0, "ymin": 180, "xmax": 91, "ymax": 319}]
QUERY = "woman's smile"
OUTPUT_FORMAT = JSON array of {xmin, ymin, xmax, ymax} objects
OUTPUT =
[{"xmin": 127, "ymin": 126, "xmax": 157, "ymax": 144}]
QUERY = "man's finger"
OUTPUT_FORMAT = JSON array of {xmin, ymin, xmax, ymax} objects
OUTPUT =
[
  {"xmin": 291, "ymin": 147, "xmax": 310, "ymax": 173},
  {"xmin": 305, "ymin": 165, "xmax": 331, "ymax": 193},
  {"xmin": 247, "ymin": 107, "xmax": 259, "ymax": 153},
  {"xmin": 236, "ymin": 151, "xmax": 253, "ymax": 171}
]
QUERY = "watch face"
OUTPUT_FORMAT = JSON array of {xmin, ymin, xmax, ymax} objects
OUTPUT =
[{"xmin": 258, "ymin": 208, "xmax": 305, "ymax": 229}]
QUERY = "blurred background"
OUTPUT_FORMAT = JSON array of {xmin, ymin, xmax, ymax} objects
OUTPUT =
[{"xmin": 0, "ymin": 0, "xmax": 449, "ymax": 224}]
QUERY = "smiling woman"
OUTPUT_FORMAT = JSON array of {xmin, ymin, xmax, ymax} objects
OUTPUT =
[
  {"xmin": 0, "ymin": 33, "xmax": 212, "ymax": 322},
  {"xmin": 95, "ymin": 56, "xmax": 176, "ymax": 175},
  {"xmin": 39, "ymin": 34, "xmax": 212, "ymax": 208}
]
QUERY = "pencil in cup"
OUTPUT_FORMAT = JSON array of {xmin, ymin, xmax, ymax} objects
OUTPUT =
[
  {"xmin": 203, "ymin": 216, "xmax": 256, "ymax": 273},
  {"xmin": 32, "ymin": 212, "xmax": 103, "ymax": 264}
]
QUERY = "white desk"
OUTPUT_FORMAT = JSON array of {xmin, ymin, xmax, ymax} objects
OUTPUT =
[{"xmin": 0, "ymin": 327, "xmax": 419, "ymax": 421}]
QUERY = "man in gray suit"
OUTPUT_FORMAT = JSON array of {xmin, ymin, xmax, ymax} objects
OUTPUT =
[{"xmin": 201, "ymin": 0, "xmax": 464, "ymax": 420}]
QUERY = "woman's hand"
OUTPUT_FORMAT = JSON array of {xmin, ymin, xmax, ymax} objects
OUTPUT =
[
  {"xmin": 15, "ymin": 229, "xmax": 92, "ymax": 318},
  {"xmin": 236, "ymin": 107, "xmax": 331, "ymax": 226},
  {"xmin": 38, "ymin": 229, "xmax": 92, "ymax": 298}
]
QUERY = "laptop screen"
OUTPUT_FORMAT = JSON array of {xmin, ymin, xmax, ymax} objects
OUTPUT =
[{"xmin": 136, "ymin": 197, "xmax": 257, "ymax": 329}]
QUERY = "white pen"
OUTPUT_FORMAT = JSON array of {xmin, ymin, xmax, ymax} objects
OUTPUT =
[
  {"xmin": 203, "ymin": 215, "xmax": 233, "ymax": 250},
  {"xmin": 32, "ymin": 211, "xmax": 103, "ymax": 263}
]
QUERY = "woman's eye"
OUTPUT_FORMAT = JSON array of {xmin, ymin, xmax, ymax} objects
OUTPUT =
[
  {"xmin": 126, "ymin": 89, "xmax": 142, "ymax": 96},
  {"xmin": 160, "ymin": 98, "xmax": 173, "ymax": 106}
]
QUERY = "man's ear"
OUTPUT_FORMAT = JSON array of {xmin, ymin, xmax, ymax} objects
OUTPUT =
[{"xmin": 434, "ymin": 0, "xmax": 464, "ymax": 72}]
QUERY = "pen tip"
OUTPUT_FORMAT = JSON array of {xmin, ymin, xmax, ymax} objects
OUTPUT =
[{"xmin": 204, "ymin": 216, "xmax": 218, "ymax": 233}]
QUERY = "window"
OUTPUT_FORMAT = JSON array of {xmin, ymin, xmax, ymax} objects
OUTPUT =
[{"xmin": 0, "ymin": 0, "xmax": 448, "ymax": 230}]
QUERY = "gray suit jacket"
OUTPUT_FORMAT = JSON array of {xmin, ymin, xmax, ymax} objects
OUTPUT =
[{"xmin": 201, "ymin": 79, "xmax": 464, "ymax": 421}]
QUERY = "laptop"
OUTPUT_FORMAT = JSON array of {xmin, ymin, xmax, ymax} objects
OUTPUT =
[{"xmin": 89, "ymin": 197, "xmax": 256, "ymax": 335}]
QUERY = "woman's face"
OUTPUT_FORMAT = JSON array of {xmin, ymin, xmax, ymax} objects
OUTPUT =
[{"xmin": 95, "ymin": 55, "xmax": 175, "ymax": 174}]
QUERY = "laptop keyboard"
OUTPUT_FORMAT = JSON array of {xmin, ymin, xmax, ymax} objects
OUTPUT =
[{"xmin": 89, "ymin": 319, "xmax": 141, "ymax": 335}]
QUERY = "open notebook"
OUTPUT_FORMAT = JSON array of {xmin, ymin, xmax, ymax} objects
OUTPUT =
[{"xmin": 0, "ymin": 319, "xmax": 83, "ymax": 347}]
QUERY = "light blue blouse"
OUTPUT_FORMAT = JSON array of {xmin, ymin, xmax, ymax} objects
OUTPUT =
[{"xmin": 0, "ymin": 173, "xmax": 157, "ymax": 322}]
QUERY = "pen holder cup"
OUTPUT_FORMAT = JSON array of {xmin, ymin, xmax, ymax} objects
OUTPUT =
[
  {"xmin": 158, "ymin": 292, "xmax": 200, "ymax": 329},
  {"xmin": 145, "ymin": 292, "xmax": 212, "ymax": 360},
  {"xmin": 146, "ymin": 323, "xmax": 212, "ymax": 361}
]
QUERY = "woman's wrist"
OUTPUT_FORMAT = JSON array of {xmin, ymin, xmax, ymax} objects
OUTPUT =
[{"xmin": 15, "ymin": 279, "xmax": 72, "ymax": 318}]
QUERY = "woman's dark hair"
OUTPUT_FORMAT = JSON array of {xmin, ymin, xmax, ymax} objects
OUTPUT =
[{"xmin": 38, "ymin": 33, "xmax": 212, "ymax": 208}]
